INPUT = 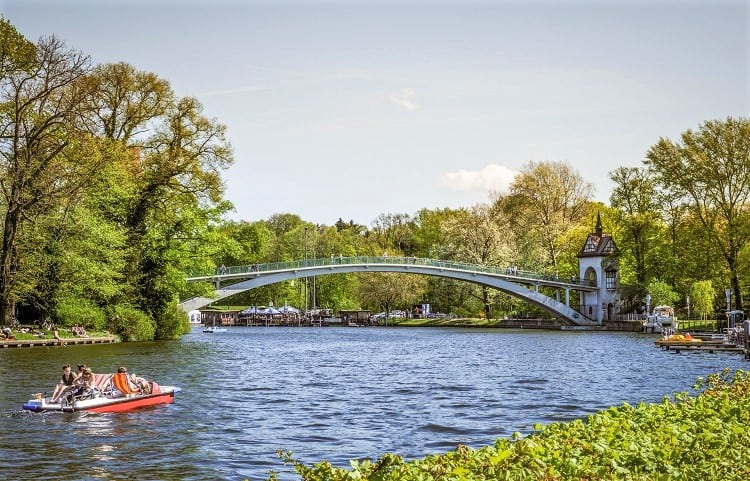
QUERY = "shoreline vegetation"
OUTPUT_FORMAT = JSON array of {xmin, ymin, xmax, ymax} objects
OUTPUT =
[{"xmin": 273, "ymin": 369, "xmax": 750, "ymax": 481}]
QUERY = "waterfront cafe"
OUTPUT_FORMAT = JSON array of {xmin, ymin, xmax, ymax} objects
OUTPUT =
[
  {"xmin": 198, "ymin": 308, "xmax": 242, "ymax": 326},
  {"xmin": 238, "ymin": 305, "xmax": 301, "ymax": 326}
]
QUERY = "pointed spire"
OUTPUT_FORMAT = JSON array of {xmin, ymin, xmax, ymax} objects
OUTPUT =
[{"xmin": 595, "ymin": 212, "xmax": 602, "ymax": 236}]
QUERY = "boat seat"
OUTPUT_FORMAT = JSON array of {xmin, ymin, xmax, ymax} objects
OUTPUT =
[
  {"xmin": 92, "ymin": 373, "xmax": 113, "ymax": 392},
  {"xmin": 112, "ymin": 372, "xmax": 141, "ymax": 395}
]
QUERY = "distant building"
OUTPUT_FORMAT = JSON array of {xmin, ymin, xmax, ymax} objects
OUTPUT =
[{"xmin": 339, "ymin": 310, "xmax": 372, "ymax": 325}]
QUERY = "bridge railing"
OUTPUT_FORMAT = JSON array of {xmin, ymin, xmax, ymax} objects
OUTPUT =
[{"xmin": 193, "ymin": 256, "xmax": 596, "ymax": 288}]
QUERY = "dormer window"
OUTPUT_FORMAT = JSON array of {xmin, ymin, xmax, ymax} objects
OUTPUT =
[
  {"xmin": 601, "ymin": 238, "xmax": 616, "ymax": 254},
  {"xmin": 583, "ymin": 237, "xmax": 597, "ymax": 253}
]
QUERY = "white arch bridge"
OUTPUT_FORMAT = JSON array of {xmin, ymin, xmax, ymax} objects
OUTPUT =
[{"xmin": 181, "ymin": 256, "xmax": 599, "ymax": 325}]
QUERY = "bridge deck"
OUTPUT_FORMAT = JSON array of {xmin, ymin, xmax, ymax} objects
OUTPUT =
[{"xmin": 187, "ymin": 256, "xmax": 596, "ymax": 291}]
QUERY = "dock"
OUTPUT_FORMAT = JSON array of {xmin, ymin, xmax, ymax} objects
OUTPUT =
[
  {"xmin": 0, "ymin": 336, "xmax": 117, "ymax": 348},
  {"xmin": 655, "ymin": 337, "xmax": 748, "ymax": 358}
]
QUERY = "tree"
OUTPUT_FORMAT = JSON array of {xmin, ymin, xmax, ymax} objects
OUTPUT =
[
  {"xmin": 609, "ymin": 166, "xmax": 662, "ymax": 287},
  {"xmin": 442, "ymin": 204, "xmax": 511, "ymax": 319},
  {"xmin": 646, "ymin": 279, "xmax": 679, "ymax": 308},
  {"xmin": 371, "ymin": 213, "xmax": 415, "ymax": 255},
  {"xmin": 645, "ymin": 117, "xmax": 750, "ymax": 311},
  {"xmin": 358, "ymin": 272, "xmax": 426, "ymax": 323},
  {"xmin": 503, "ymin": 161, "xmax": 594, "ymax": 271},
  {"xmin": 0, "ymin": 35, "xmax": 98, "ymax": 324},
  {"xmin": 0, "ymin": 16, "xmax": 36, "ymax": 81},
  {"xmin": 690, "ymin": 280, "xmax": 714, "ymax": 320},
  {"xmin": 86, "ymin": 62, "xmax": 233, "ymax": 338}
]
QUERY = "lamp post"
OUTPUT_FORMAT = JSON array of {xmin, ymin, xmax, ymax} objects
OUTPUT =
[
  {"xmin": 725, "ymin": 288, "xmax": 732, "ymax": 329},
  {"xmin": 725, "ymin": 288, "xmax": 732, "ymax": 312},
  {"xmin": 686, "ymin": 295, "xmax": 690, "ymax": 318},
  {"xmin": 645, "ymin": 293, "xmax": 651, "ymax": 315},
  {"xmin": 312, "ymin": 225, "xmax": 317, "ymax": 309},
  {"xmin": 304, "ymin": 227, "xmax": 308, "ymax": 313}
]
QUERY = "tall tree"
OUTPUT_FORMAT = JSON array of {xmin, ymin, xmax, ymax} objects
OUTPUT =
[
  {"xmin": 645, "ymin": 117, "xmax": 750, "ymax": 311},
  {"xmin": 0, "ymin": 35, "xmax": 97, "ymax": 324},
  {"xmin": 442, "ymin": 204, "xmax": 511, "ymax": 319},
  {"xmin": 358, "ymin": 272, "xmax": 426, "ymax": 322},
  {"xmin": 609, "ymin": 166, "xmax": 661, "ymax": 287},
  {"xmin": 371, "ymin": 212, "xmax": 415, "ymax": 255},
  {"xmin": 690, "ymin": 280, "xmax": 714, "ymax": 320},
  {"xmin": 503, "ymin": 161, "xmax": 594, "ymax": 271},
  {"xmin": 87, "ymin": 62, "xmax": 233, "ymax": 337}
]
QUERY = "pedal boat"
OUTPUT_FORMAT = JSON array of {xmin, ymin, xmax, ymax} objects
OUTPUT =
[{"xmin": 23, "ymin": 374, "xmax": 180, "ymax": 413}]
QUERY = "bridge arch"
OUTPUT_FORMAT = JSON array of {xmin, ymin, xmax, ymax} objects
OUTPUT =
[{"xmin": 181, "ymin": 257, "xmax": 598, "ymax": 325}]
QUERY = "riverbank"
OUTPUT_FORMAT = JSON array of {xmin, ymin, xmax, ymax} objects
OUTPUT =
[
  {"xmin": 0, "ymin": 335, "xmax": 117, "ymax": 348},
  {"xmin": 0, "ymin": 327, "xmax": 117, "ymax": 348}
]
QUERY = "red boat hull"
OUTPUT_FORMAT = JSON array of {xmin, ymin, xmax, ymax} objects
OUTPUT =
[
  {"xmin": 85, "ymin": 391, "xmax": 176, "ymax": 413},
  {"xmin": 22, "ymin": 385, "xmax": 180, "ymax": 413}
]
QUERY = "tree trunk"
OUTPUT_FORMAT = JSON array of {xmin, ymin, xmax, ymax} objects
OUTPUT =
[{"xmin": 0, "ymin": 207, "xmax": 20, "ymax": 325}]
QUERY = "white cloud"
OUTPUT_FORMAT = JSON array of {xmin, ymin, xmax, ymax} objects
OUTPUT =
[
  {"xmin": 439, "ymin": 164, "xmax": 518, "ymax": 193},
  {"xmin": 389, "ymin": 88, "xmax": 417, "ymax": 110}
]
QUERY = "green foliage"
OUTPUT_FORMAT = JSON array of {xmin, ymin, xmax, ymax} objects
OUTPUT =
[
  {"xmin": 646, "ymin": 279, "xmax": 680, "ymax": 308},
  {"xmin": 107, "ymin": 304, "xmax": 155, "ymax": 342},
  {"xmin": 273, "ymin": 370, "xmax": 750, "ymax": 481},
  {"xmin": 155, "ymin": 302, "xmax": 191, "ymax": 339},
  {"xmin": 0, "ymin": 16, "xmax": 37, "ymax": 77},
  {"xmin": 646, "ymin": 117, "xmax": 750, "ymax": 310},
  {"xmin": 54, "ymin": 296, "xmax": 107, "ymax": 331},
  {"xmin": 689, "ymin": 280, "xmax": 715, "ymax": 319}
]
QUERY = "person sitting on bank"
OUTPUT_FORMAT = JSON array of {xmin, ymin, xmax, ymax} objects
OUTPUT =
[
  {"xmin": 49, "ymin": 363, "xmax": 77, "ymax": 402},
  {"xmin": 0, "ymin": 326, "xmax": 14, "ymax": 340}
]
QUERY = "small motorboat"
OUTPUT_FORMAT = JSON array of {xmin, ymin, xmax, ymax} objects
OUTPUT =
[
  {"xmin": 22, "ymin": 372, "xmax": 180, "ymax": 413},
  {"xmin": 203, "ymin": 325, "xmax": 227, "ymax": 333}
]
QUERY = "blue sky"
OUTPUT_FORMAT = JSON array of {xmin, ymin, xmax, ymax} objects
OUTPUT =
[{"xmin": 2, "ymin": 0, "xmax": 748, "ymax": 226}]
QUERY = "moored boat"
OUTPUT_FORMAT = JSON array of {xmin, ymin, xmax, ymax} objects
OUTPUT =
[
  {"xmin": 643, "ymin": 305, "xmax": 678, "ymax": 333},
  {"xmin": 203, "ymin": 325, "xmax": 227, "ymax": 333},
  {"xmin": 655, "ymin": 333, "xmax": 701, "ymax": 346},
  {"xmin": 22, "ymin": 372, "xmax": 180, "ymax": 413}
]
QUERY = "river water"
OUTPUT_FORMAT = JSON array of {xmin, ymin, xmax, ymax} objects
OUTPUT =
[{"xmin": 1, "ymin": 327, "xmax": 746, "ymax": 480}]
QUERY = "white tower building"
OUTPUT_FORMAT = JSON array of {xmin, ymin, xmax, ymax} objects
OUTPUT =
[{"xmin": 577, "ymin": 213, "xmax": 620, "ymax": 324}]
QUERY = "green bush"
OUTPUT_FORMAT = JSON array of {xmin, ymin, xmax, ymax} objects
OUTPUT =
[
  {"xmin": 107, "ymin": 304, "xmax": 155, "ymax": 341},
  {"xmin": 54, "ymin": 296, "xmax": 107, "ymax": 330},
  {"xmin": 272, "ymin": 369, "xmax": 750, "ymax": 481},
  {"xmin": 154, "ymin": 302, "xmax": 191, "ymax": 339}
]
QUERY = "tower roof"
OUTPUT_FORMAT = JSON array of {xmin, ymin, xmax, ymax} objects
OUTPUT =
[{"xmin": 578, "ymin": 214, "xmax": 619, "ymax": 258}]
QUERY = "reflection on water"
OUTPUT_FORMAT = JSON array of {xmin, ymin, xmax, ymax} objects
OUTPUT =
[{"xmin": 1, "ymin": 327, "xmax": 747, "ymax": 480}]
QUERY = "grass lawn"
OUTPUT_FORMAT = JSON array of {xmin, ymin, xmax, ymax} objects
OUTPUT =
[
  {"xmin": 3, "ymin": 327, "xmax": 113, "ymax": 341},
  {"xmin": 391, "ymin": 318, "xmax": 507, "ymax": 328}
]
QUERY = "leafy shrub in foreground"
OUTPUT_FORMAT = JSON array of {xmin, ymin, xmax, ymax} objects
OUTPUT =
[{"xmin": 271, "ymin": 369, "xmax": 750, "ymax": 481}]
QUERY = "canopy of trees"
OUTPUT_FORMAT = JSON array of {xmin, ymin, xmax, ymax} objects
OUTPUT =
[{"xmin": 0, "ymin": 20, "xmax": 233, "ymax": 339}]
